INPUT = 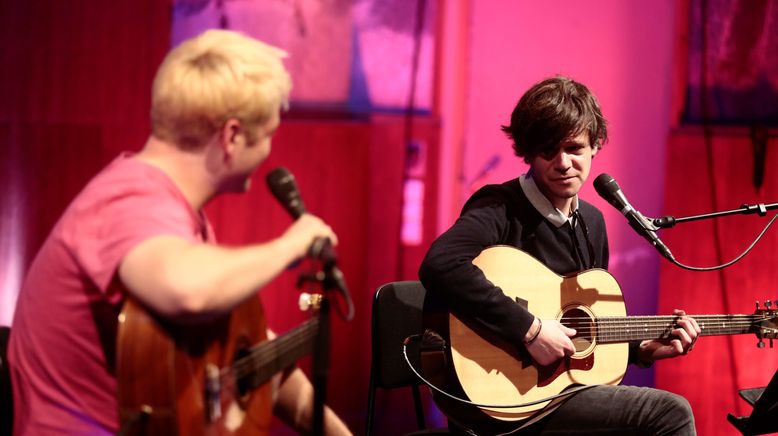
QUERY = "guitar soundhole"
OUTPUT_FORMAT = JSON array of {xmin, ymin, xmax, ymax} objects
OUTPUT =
[
  {"xmin": 561, "ymin": 307, "xmax": 594, "ymax": 353},
  {"xmin": 233, "ymin": 348, "xmax": 252, "ymax": 398}
]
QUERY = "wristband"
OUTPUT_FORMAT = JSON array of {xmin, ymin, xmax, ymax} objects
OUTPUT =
[{"xmin": 523, "ymin": 318, "xmax": 542, "ymax": 345}]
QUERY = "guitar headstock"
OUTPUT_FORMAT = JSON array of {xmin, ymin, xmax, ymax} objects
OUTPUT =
[{"xmin": 754, "ymin": 300, "xmax": 778, "ymax": 348}]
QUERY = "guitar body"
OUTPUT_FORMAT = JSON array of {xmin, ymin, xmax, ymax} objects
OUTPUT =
[
  {"xmin": 424, "ymin": 246, "xmax": 629, "ymax": 430},
  {"xmin": 117, "ymin": 296, "xmax": 272, "ymax": 436}
]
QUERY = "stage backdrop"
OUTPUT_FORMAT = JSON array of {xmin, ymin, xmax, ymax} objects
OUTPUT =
[
  {"xmin": 657, "ymin": 129, "xmax": 778, "ymax": 436},
  {"xmin": 655, "ymin": 1, "xmax": 778, "ymax": 434},
  {"xmin": 3, "ymin": 1, "xmax": 777, "ymax": 435},
  {"xmin": 0, "ymin": 1, "xmax": 442, "ymax": 434}
]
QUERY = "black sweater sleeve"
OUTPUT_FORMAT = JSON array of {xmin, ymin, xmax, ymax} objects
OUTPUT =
[{"xmin": 418, "ymin": 191, "xmax": 535, "ymax": 347}]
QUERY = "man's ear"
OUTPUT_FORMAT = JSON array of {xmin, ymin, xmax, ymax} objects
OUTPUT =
[
  {"xmin": 591, "ymin": 145, "xmax": 600, "ymax": 158},
  {"xmin": 219, "ymin": 119, "xmax": 243, "ymax": 159}
]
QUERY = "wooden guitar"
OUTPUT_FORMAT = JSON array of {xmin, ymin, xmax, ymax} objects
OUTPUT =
[
  {"xmin": 116, "ymin": 294, "xmax": 320, "ymax": 435},
  {"xmin": 423, "ymin": 245, "xmax": 778, "ymax": 431}
]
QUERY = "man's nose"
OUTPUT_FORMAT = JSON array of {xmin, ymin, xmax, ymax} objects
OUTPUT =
[{"xmin": 553, "ymin": 151, "xmax": 572, "ymax": 170}]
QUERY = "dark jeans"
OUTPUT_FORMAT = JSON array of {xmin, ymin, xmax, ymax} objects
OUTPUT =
[{"xmin": 452, "ymin": 385, "xmax": 696, "ymax": 435}]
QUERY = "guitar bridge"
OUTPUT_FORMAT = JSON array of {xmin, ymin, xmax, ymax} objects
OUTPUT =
[{"xmin": 205, "ymin": 364, "xmax": 222, "ymax": 422}]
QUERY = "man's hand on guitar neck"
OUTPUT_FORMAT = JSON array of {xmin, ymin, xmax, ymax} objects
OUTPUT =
[
  {"xmin": 523, "ymin": 317, "xmax": 577, "ymax": 366},
  {"xmin": 636, "ymin": 309, "xmax": 701, "ymax": 363}
]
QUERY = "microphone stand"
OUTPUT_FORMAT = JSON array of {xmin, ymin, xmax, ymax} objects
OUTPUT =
[
  {"xmin": 312, "ymin": 282, "xmax": 330, "ymax": 436},
  {"xmin": 653, "ymin": 202, "xmax": 778, "ymax": 228},
  {"xmin": 308, "ymin": 240, "xmax": 348, "ymax": 436}
]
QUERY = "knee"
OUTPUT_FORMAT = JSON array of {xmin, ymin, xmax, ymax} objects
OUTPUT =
[
  {"xmin": 657, "ymin": 392, "xmax": 695, "ymax": 432},
  {"xmin": 665, "ymin": 392, "xmax": 693, "ymax": 417}
]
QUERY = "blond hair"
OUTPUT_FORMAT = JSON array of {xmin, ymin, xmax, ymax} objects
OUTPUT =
[{"xmin": 151, "ymin": 29, "xmax": 292, "ymax": 149}]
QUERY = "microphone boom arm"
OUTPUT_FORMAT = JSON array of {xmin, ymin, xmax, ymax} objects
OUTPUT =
[{"xmin": 653, "ymin": 202, "xmax": 778, "ymax": 228}]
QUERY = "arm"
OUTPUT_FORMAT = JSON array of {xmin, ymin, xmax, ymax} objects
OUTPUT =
[
  {"xmin": 420, "ymin": 211, "xmax": 576, "ymax": 363},
  {"xmin": 118, "ymin": 213, "xmax": 336, "ymax": 321},
  {"xmin": 262, "ymin": 328, "xmax": 351, "ymax": 435},
  {"xmin": 272, "ymin": 366, "xmax": 352, "ymax": 435},
  {"xmin": 418, "ymin": 196, "xmax": 535, "ymax": 348}
]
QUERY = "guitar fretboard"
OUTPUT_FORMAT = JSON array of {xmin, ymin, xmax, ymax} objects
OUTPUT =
[
  {"xmin": 223, "ymin": 318, "xmax": 319, "ymax": 392},
  {"xmin": 591, "ymin": 314, "xmax": 760, "ymax": 343}
]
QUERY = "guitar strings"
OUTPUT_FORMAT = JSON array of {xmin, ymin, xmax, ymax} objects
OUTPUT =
[
  {"xmin": 225, "ymin": 320, "xmax": 317, "ymax": 381},
  {"xmin": 221, "ymin": 334, "xmax": 309, "ymax": 388},
  {"xmin": 544, "ymin": 314, "xmax": 769, "ymax": 340},
  {"xmin": 554, "ymin": 315, "xmax": 767, "ymax": 324},
  {"xmin": 220, "ymin": 319, "xmax": 319, "ymax": 384},
  {"xmin": 557, "ymin": 318, "xmax": 766, "ymax": 325}
]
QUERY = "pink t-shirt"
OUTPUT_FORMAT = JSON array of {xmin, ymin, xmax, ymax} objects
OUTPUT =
[{"xmin": 9, "ymin": 154, "xmax": 214, "ymax": 435}]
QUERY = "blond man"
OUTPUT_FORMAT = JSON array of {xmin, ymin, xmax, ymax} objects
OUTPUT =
[{"xmin": 9, "ymin": 30, "xmax": 351, "ymax": 435}]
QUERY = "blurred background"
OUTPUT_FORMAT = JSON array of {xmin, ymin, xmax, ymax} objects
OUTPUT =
[{"xmin": 1, "ymin": 0, "xmax": 777, "ymax": 434}]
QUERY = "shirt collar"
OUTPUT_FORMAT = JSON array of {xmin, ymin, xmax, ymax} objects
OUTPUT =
[{"xmin": 519, "ymin": 173, "xmax": 578, "ymax": 228}]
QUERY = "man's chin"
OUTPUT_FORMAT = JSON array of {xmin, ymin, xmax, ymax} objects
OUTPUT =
[
  {"xmin": 551, "ymin": 184, "xmax": 581, "ymax": 198},
  {"xmin": 220, "ymin": 177, "xmax": 252, "ymax": 194}
]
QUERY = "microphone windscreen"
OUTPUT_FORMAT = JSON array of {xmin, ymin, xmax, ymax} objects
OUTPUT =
[
  {"xmin": 266, "ymin": 167, "xmax": 306, "ymax": 218},
  {"xmin": 594, "ymin": 172, "xmax": 621, "ymax": 194},
  {"xmin": 593, "ymin": 174, "xmax": 624, "ymax": 210}
]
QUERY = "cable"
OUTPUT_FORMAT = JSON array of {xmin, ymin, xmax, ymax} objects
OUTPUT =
[{"xmin": 668, "ymin": 212, "xmax": 778, "ymax": 271}]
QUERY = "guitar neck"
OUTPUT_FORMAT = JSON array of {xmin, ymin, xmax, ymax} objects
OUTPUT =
[
  {"xmin": 233, "ymin": 318, "xmax": 319, "ymax": 391},
  {"xmin": 595, "ymin": 314, "xmax": 759, "ymax": 343}
]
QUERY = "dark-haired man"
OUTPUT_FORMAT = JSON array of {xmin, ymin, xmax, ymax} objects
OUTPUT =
[{"xmin": 419, "ymin": 76, "xmax": 699, "ymax": 434}]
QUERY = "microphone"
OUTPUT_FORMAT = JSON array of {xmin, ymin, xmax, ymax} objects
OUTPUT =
[
  {"xmin": 593, "ymin": 173, "xmax": 675, "ymax": 261},
  {"xmin": 265, "ymin": 167, "xmax": 338, "ymax": 268},
  {"xmin": 266, "ymin": 167, "xmax": 306, "ymax": 219}
]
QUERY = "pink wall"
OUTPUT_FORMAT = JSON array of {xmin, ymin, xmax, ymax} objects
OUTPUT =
[{"xmin": 437, "ymin": 0, "xmax": 678, "ymax": 385}]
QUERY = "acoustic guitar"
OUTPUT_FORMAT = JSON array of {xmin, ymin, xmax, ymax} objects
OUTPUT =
[
  {"xmin": 423, "ymin": 245, "xmax": 778, "ymax": 433},
  {"xmin": 116, "ymin": 294, "xmax": 320, "ymax": 435}
]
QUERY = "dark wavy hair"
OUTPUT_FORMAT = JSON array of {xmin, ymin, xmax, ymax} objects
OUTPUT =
[{"xmin": 500, "ymin": 76, "xmax": 608, "ymax": 163}]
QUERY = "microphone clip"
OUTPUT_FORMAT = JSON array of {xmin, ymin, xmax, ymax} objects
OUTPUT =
[{"xmin": 633, "ymin": 210, "xmax": 661, "ymax": 233}]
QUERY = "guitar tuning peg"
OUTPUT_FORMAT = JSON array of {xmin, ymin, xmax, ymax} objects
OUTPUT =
[
  {"xmin": 756, "ymin": 301, "xmax": 761, "ymax": 310},
  {"xmin": 298, "ymin": 292, "xmax": 322, "ymax": 311},
  {"xmin": 767, "ymin": 300, "xmax": 773, "ymax": 309},
  {"xmin": 758, "ymin": 337, "xmax": 766, "ymax": 348},
  {"xmin": 771, "ymin": 338, "xmax": 774, "ymax": 348}
]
